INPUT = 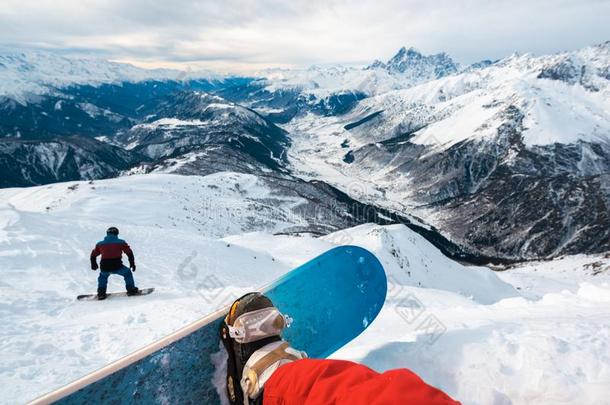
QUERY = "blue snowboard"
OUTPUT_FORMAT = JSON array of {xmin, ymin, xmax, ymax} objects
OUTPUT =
[{"xmin": 31, "ymin": 245, "xmax": 387, "ymax": 405}]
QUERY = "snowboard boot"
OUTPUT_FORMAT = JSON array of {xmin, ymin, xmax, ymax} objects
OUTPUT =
[
  {"xmin": 220, "ymin": 292, "xmax": 306, "ymax": 405},
  {"xmin": 126, "ymin": 287, "xmax": 140, "ymax": 296},
  {"xmin": 97, "ymin": 288, "xmax": 107, "ymax": 300}
]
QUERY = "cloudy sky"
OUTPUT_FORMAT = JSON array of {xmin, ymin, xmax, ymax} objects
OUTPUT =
[{"xmin": 1, "ymin": 0, "xmax": 609, "ymax": 72}]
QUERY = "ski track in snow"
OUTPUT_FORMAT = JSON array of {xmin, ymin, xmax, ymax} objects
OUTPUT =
[{"xmin": 0, "ymin": 174, "xmax": 609, "ymax": 405}]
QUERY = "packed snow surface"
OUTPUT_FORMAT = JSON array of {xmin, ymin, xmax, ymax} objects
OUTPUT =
[{"xmin": 1, "ymin": 174, "xmax": 609, "ymax": 404}]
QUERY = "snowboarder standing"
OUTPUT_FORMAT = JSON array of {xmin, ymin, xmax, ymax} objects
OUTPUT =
[{"xmin": 90, "ymin": 227, "xmax": 139, "ymax": 300}]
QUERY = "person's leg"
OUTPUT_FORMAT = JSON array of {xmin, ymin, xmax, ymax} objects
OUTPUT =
[
  {"xmin": 263, "ymin": 359, "xmax": 460, "ymax": 405},
  {"xmin": 117, "ymin": 266, "xmax": 136, "ymax": 291},
  {"xmin": 97, "ymin": 271, "xmax": 110, "ymax": 292}
]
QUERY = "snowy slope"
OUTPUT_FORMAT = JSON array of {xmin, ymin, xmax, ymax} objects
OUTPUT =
[
  {"xmin": 404, "ymin": 45, "xmax": 610, "ymax": 149},
  {"xmin": 0, "ymin": 173, "xmax": 312, "ymax": 403},
  {"xmin": 1, "ymin": 174, "xmax": 609, "ymax": 404},
  {"xmin": 0, "ymin": 173, "xmax": 311, "ymax": 238},
  {"xmin": 227, "ymin": 224, "xmax": 516, "ymax": 305},
  {"xmin": 345, "ymin": 261, "xmax": 610, "ymax": 405}
]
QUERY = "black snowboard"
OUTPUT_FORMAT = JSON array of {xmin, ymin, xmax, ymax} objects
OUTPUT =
[{"xmin": 77, "ymin": 288, "xmax": 155, "ymax": 301}]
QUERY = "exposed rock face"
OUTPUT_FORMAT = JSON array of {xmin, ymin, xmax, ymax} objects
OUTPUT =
[
  {"xmin": 346, "ymin": 104, "xmax": 610, "ymax": 259},
  {"xmin": 115, "ymin": 91, "xmax": 291, "ymax": 172},
  {"xmin": 0, "ymin": 136, "xmax": 139, "ymax": 187},
  {"xmin": 380, "ymin": 46, "xmax": 459, "ymax": 79},
  {"xmin": 0, "ymin": 84, "xmax": 293, "ymax": 185}
]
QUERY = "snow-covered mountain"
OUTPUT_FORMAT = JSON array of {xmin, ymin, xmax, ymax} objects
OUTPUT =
[
  {"xmin": 0, "ymin": 66, "xmax": 489, "ymax": 262},
  {"xmin": 287, "ymin": 42, "xmax": 610, "ymax": 259},
  {"xmin": 257, "ymin": 47, "xmax": 461, "ymax": 98},
  {"xmin": 216, "ymin": 47, "xmax": 466, "ymax": 122},
  {"xmin": 0, "ymin": 76, "xmax": 291, "ymax": 186},
  {"xmin": 0, "ymin": 50, "xmax": 223, "ymax": 102},
  {"xmin": 116, "ymin": 91, "xmax": 290, "ymax": 172},
  {"xmin": 1, "ymin": 43, "xmax": 609, "ymax": 260},
  {"xmin": 1, "ymin": 174, "xmax": 609, "ymax": 404}
]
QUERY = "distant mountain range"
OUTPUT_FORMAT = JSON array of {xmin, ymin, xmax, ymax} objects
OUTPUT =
[
  {"xmin": 0, "ymin": 50, "xmax": 223, "ymax": 101},
  {"xmin": 0, "ymin": 43, "xmax": 608, "ymax": 261}
]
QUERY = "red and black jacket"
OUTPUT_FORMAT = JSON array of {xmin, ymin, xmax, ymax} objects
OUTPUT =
[{"xmin": 90, "ymin": 234, "xmax": 135, "ymax": 272}]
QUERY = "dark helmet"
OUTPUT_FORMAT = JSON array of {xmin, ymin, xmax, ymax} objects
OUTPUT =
[{"xmin": 106, "ymin": 226, "xmax": 119, "ymax": 235}]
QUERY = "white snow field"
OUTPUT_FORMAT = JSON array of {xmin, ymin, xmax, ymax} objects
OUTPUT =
[{"xmin": 1, "ymin": 173, "xmax": 609, "ymax": 404}]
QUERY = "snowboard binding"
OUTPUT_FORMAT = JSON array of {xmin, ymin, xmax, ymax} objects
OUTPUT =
[{"xmin": 220, "ymin": 292, "xmax": 306, "ymax": 405}]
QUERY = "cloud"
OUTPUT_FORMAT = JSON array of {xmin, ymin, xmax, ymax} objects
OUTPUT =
[{"xmin": 1, "ymin": 0, "xmax": 609, "ymax": 72}]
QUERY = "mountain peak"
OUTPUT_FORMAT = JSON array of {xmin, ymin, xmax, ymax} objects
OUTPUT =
[
  {"xmin": 370, "ymin": 46, "xmax": 459, "ymax": 79},
  {"xmin": 391, "ymin": 46, "xmax": 422, "ymax": 60}
]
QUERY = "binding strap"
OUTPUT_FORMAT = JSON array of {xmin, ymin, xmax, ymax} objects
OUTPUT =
[
  {"xmin": 241, "ymin": 341, "xmax": 305, "ymax": 399},
  {"xmin": 250, "ymin": 342, "xmax": 299, "ymax": 377}
]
